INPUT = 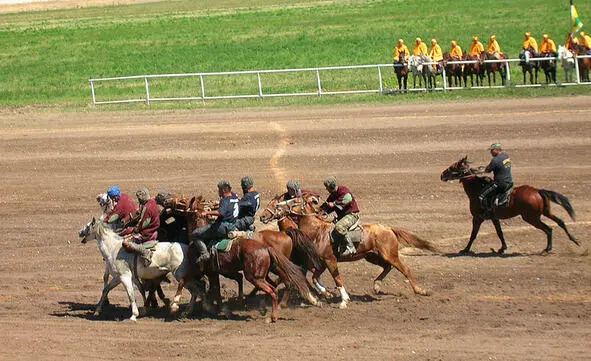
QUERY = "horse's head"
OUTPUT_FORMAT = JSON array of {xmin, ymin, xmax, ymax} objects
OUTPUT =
[
  {"xmin": 79, "ymin": 217, "xmax": 101, "ymax": 244},
  {"xmin": 440, "ymin": 156, "xmax": 472, "ymax": 182},
  {"xmin": 260, "ymin": 196, "xmax": 281, "ymax": 224},
  {"xmin": 185, "ymin": 196, "xmax": 208, "ymax": 232}
]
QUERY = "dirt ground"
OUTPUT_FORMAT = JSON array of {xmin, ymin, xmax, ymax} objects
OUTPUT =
[
  {"xmin": 0, "ymin": 96, "xmax": 590, "ymax": 360},
  {"xmin": 0, "ymin": 0, "xmax": 162, "ymax": 14}
]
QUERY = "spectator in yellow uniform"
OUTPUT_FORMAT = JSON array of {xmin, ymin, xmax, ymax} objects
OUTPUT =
[
  {"xmin": 469, "ymin": 36, "xmax": 484, "ymax": 57},
  {"xmin": 413, "ymin": 37, "xmax": 428, "ymax": 56},
  {"xmin": 449, "ymin": 40, "xmax": 463, "ymax": 59},
  {"xmin": 523, "ymin": 32, "xmax": 538, "ymax": 53},
  {"xmin": 429, "ymin": 38, "xmax": 443, "ymax": 73},
  {"xmin": 487, "ymin": 35, "xmax": 503, "ymax": 59},
  {"xmin": 393, "ymin": 39, "xmax": 410, "ymax": 63},
  {"xmin": 539, "ymin": 34, "xmax": 557, "ymax": 56},
  {"xmin": 580, "ymin": 31, "xmax": 591, "ymax": 51}
]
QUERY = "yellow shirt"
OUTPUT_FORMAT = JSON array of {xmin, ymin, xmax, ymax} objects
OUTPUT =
[
  {"xmin": 413, "ymin": 42, "xmax": 428, "ymax": 56},
  {"xmin": 429, "ymin": 44, "xmax": 443, "ymax": 61},
  {"xmin": 393, "ymin": 45, "xmax": 410, "ymax": 61},
  {"xmin": 449, "ymin": 46, "xmax": 463, "ymax": 59},
  {"xmin": 469, "ymin": 41, "xmax": 484, "ymax": 56},
  {"xmin": 539, "ymin": 39, "xmax": 557, "ymax": 53},
  {"xmin": 582, "ymin": 35, "xmax": 591, "ymax": 49},
  {"xmin": 487, "ymin": 40, "xmax": 501, "ymax": 53},
  {"xmin": 523, "ymin": 37, "xmax": 538, "ymax": 52}
]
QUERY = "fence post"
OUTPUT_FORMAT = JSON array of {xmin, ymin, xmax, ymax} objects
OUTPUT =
[
  {"xmin": 144, "ymin": 77, "xmax": 150, "ymax": 105},
  {"xmin": 200, "ymin": 75, "xmax": 206, "ymax": 104},
  {"xmin": 90, "ymin": 80, "xmax": 96, "ymax": 104},
  {"xmin": 574, "ymin": 56, "xmax": 581, "ymax": 84},
  {"xmin": 257, "ymin": 72, "xmax": 263, "ymax": 99},
  {"xmin": 378, "ymin": 66, "xmax": 383, "ymax": 94},
  {"xmin": 442, "ymin": 65, "xmax": 447, "ymax": 91},
  {"xmin": 316, "ymin": 69, "xmax": 322, "ymax": 96},
  {"xmin": 504, "ymin": 61, "xmax": 511, "ymax": 86}
]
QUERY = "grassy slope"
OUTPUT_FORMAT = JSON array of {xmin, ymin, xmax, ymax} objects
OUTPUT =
[{"xmin": 0, "ymin": 0, "xmax": 589, "ymax": 107}]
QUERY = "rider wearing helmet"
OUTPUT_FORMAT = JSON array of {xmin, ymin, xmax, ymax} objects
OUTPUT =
[
  {"xmin": 429, "ymin": 39, "xmax": 443, "ymax": 73},
  {"xmin": 539, "ymin": 34, "xmax": 557, "ymax": 57},
  {"xmin": 235, "ymin": 176, "xmax": 260, "ymax": 231},
  {"xmin": 449, "ymin": 40, "xmax": 463, "ymax": 59},
  {"xmin": 103, "ymin": 185, "xmax": 138, "ymax": 231},
  {"xmin": 393, "ymin": 39, "xmax": 410, "ymax": 63},
  {"xmin": 523, "ymin": 32, "xmax": 539, "ymax": 53},
  {"xmin": 413, "ymin": 38, "xmax": 428, "ymax": 56},
  {"xmin": 469, "ymin": 36, "xmax": 484, "ymax": 57},
  {"xmin": 120, "ymin": 187, "xmax": 161, "ymax": 266},
  {"xmin": 580, "ymin": 31, "xmax": 591, "ymax": 51},
  {"xmin": 477, "ymin": 144, "xmax": 514, "ymax": 218},
  {"xmin": 190, "ymin": 180, "xmax": 239, "ymax": 267},
  {"xmin": 320, "ymin": 176, "xmax": 360, "ymax": 257}
]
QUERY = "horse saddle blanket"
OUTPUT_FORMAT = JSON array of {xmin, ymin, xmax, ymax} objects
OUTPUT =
[
  {"xmin": 330, "ymin": 227, "xmax": 363, "ymax": 245},
  {"xmin": 213, "ymin": 238, "xmax": 233, "ymax": 252},
  {"xmin": 494, "ymin": 185, "xmax": 514, "ymax": 207}
]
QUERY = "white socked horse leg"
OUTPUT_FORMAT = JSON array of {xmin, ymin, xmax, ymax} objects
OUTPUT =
[
  {"xmin": 120, "ymin": 275, "xmax": 139, "ymax": 321},
  {"xmin": 94, "ymin": 277, "xmax": 120, "ymax": 317}
]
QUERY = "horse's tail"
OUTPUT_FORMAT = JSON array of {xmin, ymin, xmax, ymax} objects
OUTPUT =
[
  {"xmin": 268, "ymin": 247, "xmax": 310, "ymax": 298},
  {"xmin": 539, "ymin": 189, "xmax": 576, "ymax": 221},
  {"xmin": 391, "ymin": 228, "xmax": 438, "ymax": 253},
  {"xmin": 285, "ymin": 228, "xmax": 324, "ymax": 271}
]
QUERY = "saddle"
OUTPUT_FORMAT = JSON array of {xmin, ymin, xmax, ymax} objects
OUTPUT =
[{"xmin": 493, "ymin": 185, "xmax": 514, "ymax": 208}]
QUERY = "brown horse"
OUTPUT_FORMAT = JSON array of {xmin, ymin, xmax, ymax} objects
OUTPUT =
[
  {"xmin": 440, "ymin": 156, "xmax": 580, "ymax": 254},
  {"xmin": 175, "ymin": 196, "xmax": 316, "ymax": 321},
  {"xmin": 483, "ymin": 52, "xmax": 507, "ymax": 86},
  {"xmin": 573, "ymin": 44, "xmax": 591, "ymax": 82},
  {"xmin": 260, "ymin": 197, "xmax": 436, "ymax": 308},
  {"xmin": 462, "ymin": 54, "xmax": 485, "ymax": 87},
  {"xmin": 394, "ymin": 51, "xmax": 409, "ymax": 92},
  {"xmin": 443, "ymin": 52, "xmax": 462, "ymax": 87}
]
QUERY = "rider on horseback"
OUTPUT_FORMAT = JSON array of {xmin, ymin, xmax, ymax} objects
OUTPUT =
[
  {"xmin": 523, "ymin": 32, "xmax": 539, "ymax": 54},
  {"xmin": 449, "ymin": 40, "xmax": 463, "ymax": 59},
  {"xmin": 413, "ymin": 38, "xmax": 428, "ymax": 56},
  {"xmin": 190, "ymin": 180, "xmax": 239, "ymax": 268},
  {"xmin": 103, "ymin": 185, "xmax": 138, "ymax": 231},
  {"xmin": 469, "ymin": 36, "xmax": 484, "ymax": 57},
  {"xmin": 580, "ymin": 31, "xmax": 591, "ymax": 52},
  {"xmin": 393, "ymin": 39, "xmax": 410, "ymax": 64},
  {"xmin": 235, "ymin": 176, "xmax": 260, "ymax": 231},
  {"xmin": 487, "ymin": 35, "xmax": 503, "ymax": 59},
  {"xmin": 120, "ymin": 188, "xmax": 160, "ymax": 267},
  {"xmin": 320, "ymin": 176, "xmax": 360, "ymax": 257},
  {"xmin": 476, "ymin": 144, "xmax": 514, "ymax": 219},
  {"xmin": 540, "ymin": 34, "xmax": 557, "ymax": 57},
  {"xmin": 429, "ymin": 39, "xmax": 443, "ymax": 73}
]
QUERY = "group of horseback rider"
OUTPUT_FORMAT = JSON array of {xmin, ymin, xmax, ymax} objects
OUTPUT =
[
  {"xmin": 101, "ymin": 145, "xmax": 511, "ymax": 268},
  {"xmin": 393, "ymin": 31, "xmax": 591, "ymax": 69}
]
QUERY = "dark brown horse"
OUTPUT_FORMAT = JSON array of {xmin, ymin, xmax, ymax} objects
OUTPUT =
[
  {"xmin": 572, "ymin": 44, "xmax": 591, "ymax": 82},
  {"xmin": 177, "ymin": 197, "xmax": 315, "ymax": 321},
  {"xmin": 260, "ymin": 197, "xmax": 436, "ymax": 308},
  {"xmin": 394, "ymin": 51, "xmax": 409, "ymax": 92},
  {"xmin": 441, "ymin": 156, "xmax": 580, "ymax": 254},
  {"xmin": 443, "ymin": 52, "xmax": 462, "ymax": 87},
  {"xmin": 483, "ymin": 52, "xmax": 507, "ymax": 86},
  {"xmin": 462, "ymin": 54, "xmax": 485, "ymax": 87}
]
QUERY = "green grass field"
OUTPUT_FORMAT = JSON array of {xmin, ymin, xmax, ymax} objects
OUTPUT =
[{"xmin": 0, "ymin": 0, "xmax": 589, "ymax": 108}]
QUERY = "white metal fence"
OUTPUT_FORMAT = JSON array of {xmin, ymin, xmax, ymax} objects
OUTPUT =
[{"xmin": 89, "ymin": 55, "xmax": 591, "ymax": 105}]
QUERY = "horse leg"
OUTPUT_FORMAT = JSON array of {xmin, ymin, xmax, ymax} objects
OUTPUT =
[
  {"xmin": 94, "ymin": 277, "xmax": 120, "ymax": 317},
  {"xmin": 121, "ymin": 275, "xmax": 140, "ymax": 321},
  {"xmin": 365, "ymin": 253, "xmax": 392, "ymax": 294},
  {"xmin": 491, "ymin": 218, "xmax": 508, "ymax": 254},
  {"xmin": 102, "ymin": 266, "xmax": 110, "ymax": 306},
  {"xmin": 311, "ymin": 266, "xmax": 331, "ymax": 299},
  {"xmin": 325, "ymin": 257, "xmax": 350, "ymax": 309},
  {"xmin": 523, "ymin": 215, "xmax": 553, "ymax": 254},
  {"xmin": 382, "ymin": 252, "xmax": 429, "ymax": 296},
  {"xmin": 544, "ymin": 212, "xmax": 579, "ymax": 246},
  {"xmin": 462, "ymin": 216, "xmax": 484, "ymax": 253},
  {"xmin": 170, "ymin": 279, "xmax": 185, "ymax": 313}
]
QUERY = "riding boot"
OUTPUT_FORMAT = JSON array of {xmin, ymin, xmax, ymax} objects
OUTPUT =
[
  {"xmin": 194, "ymin": 239, "xmax": 210, "ymax": 267},
  {"xmin": 341, "ymin": 233, "xmax": 356, "ymax": 257},
  {"xmin": 122, "ymin": 241, "xmax": 153, "ymax": 267}
]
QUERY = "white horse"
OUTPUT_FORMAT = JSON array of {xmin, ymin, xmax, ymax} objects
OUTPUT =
[
  {"xmin": 79, "ymin": 217, "xmax": 203, "ymax": 321},
  {"xmin": 558, "ymin": 45, "xmax": 575, "ymax": 83},
  {"xmin": 408, "ymin": 55, "xmax": 425, "ymax": 88}
]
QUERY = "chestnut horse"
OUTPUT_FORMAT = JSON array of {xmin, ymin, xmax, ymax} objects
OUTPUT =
[
  {"xmin": 443, "ymin": 52, "xmax": 462, "ymax": 87},
  {"xmin": 462, "ymin": 54, "xmax": 484, "ymax": 87},
  {"xmin": 483, "ymin": 52, "xmax": 507, "ymax": 86},
  {"xmin": 260, "ymin": 197, "xmax": 436, "ymax": 308},
  {"xmin": 394, "ymin": 51, "xmax": 409, "ymax": 92},
  {"xmin": 440, "ymin": 156, "xmax": 580, "ymax": 254}
]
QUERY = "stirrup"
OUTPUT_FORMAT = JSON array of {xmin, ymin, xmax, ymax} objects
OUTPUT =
[{"xmin": 341, "ymin": 245, "xmax": 356, "ymax": 257}]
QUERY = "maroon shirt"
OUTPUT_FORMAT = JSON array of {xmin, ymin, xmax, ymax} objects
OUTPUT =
[
  {"xmin": 104, "ymin": 194, "xmax": 138, "ymax": 225},
  {"xmin": 325, "ymin": 185, "xmax": 359, "ymax": 219},
  {"xmin": 136, "ymin": 199, "xmax": 161, "ymax": 240}
]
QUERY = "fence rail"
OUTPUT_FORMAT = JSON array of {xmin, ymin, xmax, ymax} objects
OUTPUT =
[{"xmin": 89, "ymin": 55, "xmax": 591, "ymax": 105}]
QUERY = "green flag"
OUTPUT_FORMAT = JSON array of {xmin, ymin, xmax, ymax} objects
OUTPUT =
[{"xmin": 571, "ymin": 1, "xmax": 583, "ymax": 35}]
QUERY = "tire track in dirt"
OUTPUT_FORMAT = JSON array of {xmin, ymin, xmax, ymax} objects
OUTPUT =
[{"xmin": 269, "ymin": 121, "xmax": 290, "ymax": 189}]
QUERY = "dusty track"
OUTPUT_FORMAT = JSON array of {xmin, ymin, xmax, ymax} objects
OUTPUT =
[{"xmin": 0, "ymin": 96, "xmax": 590, "ymax": 360}]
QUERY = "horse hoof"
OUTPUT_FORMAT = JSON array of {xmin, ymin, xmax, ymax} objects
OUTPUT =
[
  {"xmin": 417, "ymin": 288, "xmax": 431, "ymax": 296},
  {"xmin": 540, "ymin": 249, "xmax": 552, "ymax": 256},
  {"xmin": 93, "ymin": 311, "xmax": 100, "ymax": 318},
  {"xmin": 338, "ymin": 301, "xmax": 348, "ymax": 310},
  {"xmin": 459, "ymin": 248, "xmax": 472, "ymax": 255},
  {"xmin": 170, "ymin": 303, "xmax": 179, "ymax": 313},
  {"xmin": 265, "ymin": 317, "xmax": 273, "ymax": 324},
  {"xmin": 127, "ymin": 315, "xmax": 137, "ymax": 322},
  {"xmin": 373, "ymin": 282, "xmax": 381, "ymax": 295}
]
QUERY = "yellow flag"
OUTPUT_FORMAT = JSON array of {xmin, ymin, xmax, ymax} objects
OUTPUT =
[{"xmin": 571, "ymin": 1, "xmax": 583, "ymax": 35}]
